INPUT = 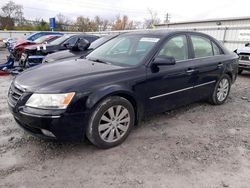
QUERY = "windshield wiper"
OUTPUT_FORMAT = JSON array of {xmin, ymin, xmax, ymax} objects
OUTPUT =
[{"xmin": 87, "ymin": 58, "xmax": 110, "ymax": 64}]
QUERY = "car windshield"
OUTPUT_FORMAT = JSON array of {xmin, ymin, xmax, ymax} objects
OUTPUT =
[
  {"xmin": 49, "ymin": 35, "xmax": 72, "ymax": 45},
  {"xmin": 89, "ymin": 35, "xmax": 116, "ymax": 49},
  {"xmin": 33, "ymin": 36, "xmax": 49, "ymax": 43},
  {"xmin": 86, "ymin": 35, "xmax": 160, "ymax": 66}
]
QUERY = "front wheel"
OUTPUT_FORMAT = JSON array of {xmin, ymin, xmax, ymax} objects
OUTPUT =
[
  {"xmin": 209, "ymin": 75, "xmax": 231, "ymax": 105},
  {"xmin": 86, "ymin": 96, "xmax": 135, "ymax": 149},
  {"xmin": 238, "ymin": 69, "xmax": 243, "ymax": 74}
]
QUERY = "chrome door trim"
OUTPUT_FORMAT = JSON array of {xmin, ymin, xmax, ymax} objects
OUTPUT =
[
  {"xmin": 193, "ymin": 80, "xmax": 216, "ymax": 88},
  {"xmin": 149, "ymin": 80, "xmax": 216, "ymax": 100}
]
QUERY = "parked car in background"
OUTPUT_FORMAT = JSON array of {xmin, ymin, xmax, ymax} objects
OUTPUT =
[
  {"xmin": 235, "ymin": 43, "xmax": 250, "ymax": 74},
  {"xmin": 25, "ymin": 31, "xmax": 63, "ymax": 41},
  {"xmin": 0, "ymin": 38, "xmax": 5, "ymax": 48},
  {"xmin": 3, "ymin": 37, "xmax": 20, "ymax": 51},
  {"xmin": 43, "ymin": 34, "xmax": 119, "ymax": 64},
  {"xmin": 19, "ymin": 34, "xmax": 99, "ymax": 67},
  {"xmin": 12, "ymin": 35, "xmax": 62, "ymax": 61},
  {"xmin": 8, "ymin": 31, "xmax": 238, "ymax": 148},
  {"xmin": 6, "ymin": 32, "xmax": 63, "ymax": 51}
]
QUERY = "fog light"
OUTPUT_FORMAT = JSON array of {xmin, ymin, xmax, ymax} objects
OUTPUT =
[{"xmin": 41, "ymin": 129, "xmax": 56, "ymax": 138}]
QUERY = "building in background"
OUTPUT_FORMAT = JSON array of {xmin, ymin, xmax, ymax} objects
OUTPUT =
[{"xmin": 155, "ymin": 16, "xmax": 250, "ymax": 51}]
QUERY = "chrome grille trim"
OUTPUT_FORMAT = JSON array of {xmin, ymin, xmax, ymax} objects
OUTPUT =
[
  {"xmin": 8, "ymin": 83, "xmax": 24, "ymax": 106},
  {"xmin": 239, "ymin": 55, "xmax": 250, "ymax": 61}
]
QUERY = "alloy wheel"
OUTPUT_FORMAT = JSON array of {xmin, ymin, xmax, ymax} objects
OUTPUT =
[
  {"xmin": 98, "ymin": 105, "xmax": 130, "ymax": 143},
  {"xmin": 217, "ymin": 78, "xmax": 229, "ymax": 102}
]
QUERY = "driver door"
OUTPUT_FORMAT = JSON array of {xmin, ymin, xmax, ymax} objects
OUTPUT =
[{"xmin": 145, "ymin": 35, "xmax": 198, "ymax": 115}]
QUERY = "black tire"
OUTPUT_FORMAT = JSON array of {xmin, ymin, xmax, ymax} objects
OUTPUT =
[
  {"xmin": 238, "ymin": 69, "xmax": 243, "ymax": 74},
  {"xmin": 209, "ymin": 74, "xmax": 231, "ymax": 105},
  {"xmin": 86, "ymin": 96, "xmax": 135, "ymax": 149}
]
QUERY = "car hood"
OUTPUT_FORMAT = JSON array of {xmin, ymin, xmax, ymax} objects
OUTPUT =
[
  {"xmin": 237, "ymin": 46, "xmax": 250, "ymax": 54},
  {"xmin": 15, "ymin": 39, "xmax": 35, "ymax": 46},
  {"xmin": 14, "ymin": 59, "xmax": 129, "ymax": 93}
]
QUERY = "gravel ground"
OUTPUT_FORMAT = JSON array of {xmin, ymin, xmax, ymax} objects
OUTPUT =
[
  {"xmin": 0, "ymin": 47, "xmax": 9, "ymax": 64},
  {"xmin": 0, "ymin": 49, "xmax": 250, "ymax": 188}
]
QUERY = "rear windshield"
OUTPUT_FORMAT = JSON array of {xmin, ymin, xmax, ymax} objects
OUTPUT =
[{"xmin": 49, "ymin": 35, "xmax": 72, "ymax": 45}]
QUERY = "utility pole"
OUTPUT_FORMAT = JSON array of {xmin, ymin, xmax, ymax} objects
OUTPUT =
[{"xmin": 165, "ymin": 13, "xmax": 171, "ymax": 23}]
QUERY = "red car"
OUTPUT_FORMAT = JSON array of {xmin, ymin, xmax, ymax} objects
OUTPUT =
[{"xmin": 12, "ymin": 35, "xmax": 61, "ymax": 61}]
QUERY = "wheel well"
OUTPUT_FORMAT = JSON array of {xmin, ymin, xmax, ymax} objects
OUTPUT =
[{"xmin": 225, "ymin": 72, "xmax": 233, "ymax": 82}]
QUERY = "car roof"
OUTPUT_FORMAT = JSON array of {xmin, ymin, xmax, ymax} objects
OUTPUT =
[
  {"xmin": 64, "ymin": 33, "xmax": 99, "ymax": 38},
  {"xmin": 121, "ymin": 29, "xmax": 210, "ymax": 38}
]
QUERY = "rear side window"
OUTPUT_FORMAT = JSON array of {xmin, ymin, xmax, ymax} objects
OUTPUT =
[
  {"xmin": 159, "ymin": 35, "xmax": 188, "ymax": 61},
  {"xmin": 191, "ymin": 35, "xmax": 213, "ymax": 58},
  {"xmin": 212, "ymin": 42, "xmax": 222, "ymax": 55}
]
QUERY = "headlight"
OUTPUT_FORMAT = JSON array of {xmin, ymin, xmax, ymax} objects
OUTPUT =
[{"xmin": 25, "ymin": 93, "xmax": 75, "ymax": 109}]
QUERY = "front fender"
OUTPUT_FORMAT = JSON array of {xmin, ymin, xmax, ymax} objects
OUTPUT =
[{"xmin": 85, "ymin": 84, "xmax": 135, "ymax": 109}]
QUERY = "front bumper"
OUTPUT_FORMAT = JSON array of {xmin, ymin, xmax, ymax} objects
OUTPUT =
[
  {"xmin": 27, "ymin": 55, "xmax": 45, "ymax": 67},
  {"xmin": 239, "ymin": 60, "xmax": 250, "ymax": 70},
  {"xmin": 9, "ymin": 103, "xmax": 89, "ymax": 141}
]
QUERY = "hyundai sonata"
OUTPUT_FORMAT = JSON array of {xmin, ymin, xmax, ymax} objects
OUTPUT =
[{"xmin": 8, "ymin": 30, "xmax": 238, "ymax": 148}]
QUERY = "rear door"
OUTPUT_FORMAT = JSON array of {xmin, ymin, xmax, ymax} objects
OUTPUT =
[{"xmin": 188, "ymin": 34, "xmax": 225, "ymax": 100}]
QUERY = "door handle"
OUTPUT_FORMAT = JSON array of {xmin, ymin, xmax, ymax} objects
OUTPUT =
[
  {"xmin": 217, "ymin": 62, "xmax": 223, "ymax": 68},
  {"xmin": 186, "ymin": 69, "xmax": 195, "ymax": 73}
]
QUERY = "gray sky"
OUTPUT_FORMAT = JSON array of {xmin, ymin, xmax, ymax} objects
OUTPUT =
[{"xmin": 1, "ymin": 0, "xmax": 250, "ymax": 23}]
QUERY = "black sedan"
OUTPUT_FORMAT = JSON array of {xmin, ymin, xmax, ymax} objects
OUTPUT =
[
  {"xmin": 19, "ymin": 34, "xmax": 99, "ymax": 66},
  {"xmin": 42, "ymin": 34, "xmax": 120, "ymax": 64},
  {"xmin": 8, "ymin": 30, "xmax": 238, "ymax": 148}
]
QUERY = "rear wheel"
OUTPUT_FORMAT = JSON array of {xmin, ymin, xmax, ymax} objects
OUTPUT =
[
  {"xmin": 86, "ymin": 96, "xmax": 135, "ymax": 149},
  {"xmin": 209, "ymin": 75, "xmax": 231, "ymax": 105}
]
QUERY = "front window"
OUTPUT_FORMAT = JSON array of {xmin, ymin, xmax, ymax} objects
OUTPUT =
[
  {"xmin": 86, "ymin": 35, "xmax": 160, "ymax": 66},
  {"xmin": 158, "ymin": 35, "xmax": 188, "ymax": 61}
]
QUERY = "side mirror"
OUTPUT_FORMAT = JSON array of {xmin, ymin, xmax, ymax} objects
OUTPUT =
[
  {"xmin": 153, "ymin": 55, "xmax": 176, "ymax": 66},
  {"xmin": 69, "ymin": 39, "xmax": 90, "ymax": 51},
  {"xmin": 245, "ymin": 43, "xmax": 250, "ymax": 47},
  {"xmin": 77, "ymin": 39, "xmax": 90, "ymax": 51}
]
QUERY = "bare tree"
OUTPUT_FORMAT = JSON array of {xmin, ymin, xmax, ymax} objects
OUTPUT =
[
  {"xmin": 144, "ymin": 9, "xmax": 160, "ymax": 29},
  {"xmin": 93, "ymin": 16, "xmax": 110, "ymax": 31},
  {"xmin": 112, "ymin": 15, "xmax": 135, "ymax": 30},
  {"xmin": 75, "ymin": 16, "xmax": 97, "ymax": 32},
  {"xmin": 56, "ymin": 13, "xmax": 71, "ymax": 30},
  {"xmin": 1, "ymin": 1, "xmax": 25, "ymax": 27}
]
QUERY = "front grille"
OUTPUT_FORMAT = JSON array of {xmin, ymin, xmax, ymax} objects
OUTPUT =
[
  {"xmin": 28, "ymin": 58, "xmax": 43, "ymax": 64},
  {"xmin": 24, "ymin": 49, "xmax": 36, "ymax": 56},
  {"xmin": 8, "ymin": 83, "xmax": 24, "ymax": 107},
  {"xmin": 240, "ymin": 55, "xmax": 250, "ymax": 61}
]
